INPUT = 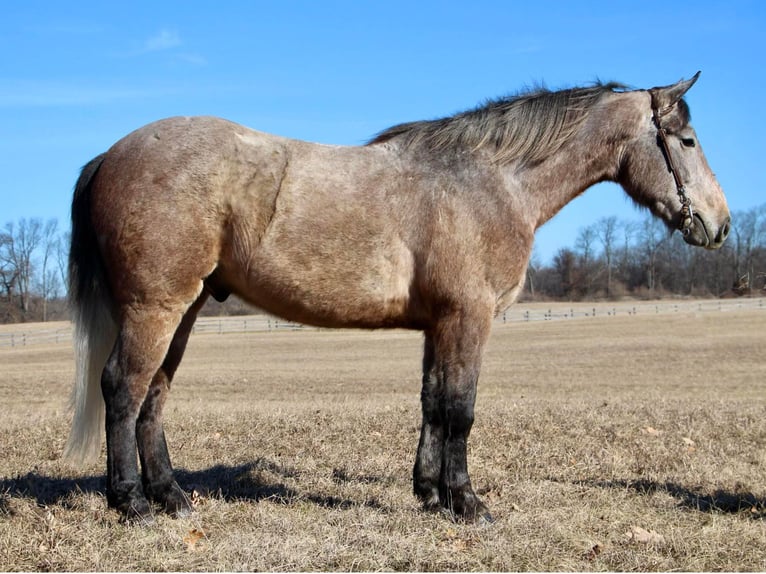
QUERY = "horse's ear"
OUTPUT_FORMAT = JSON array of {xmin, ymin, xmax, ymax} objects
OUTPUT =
[{"xmin": 650, "ymin": 71, "xmax": 701, "ymax": 110}]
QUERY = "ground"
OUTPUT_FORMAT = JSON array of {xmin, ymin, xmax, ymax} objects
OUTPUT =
[{"xmin": 1, "ymin": 300, "xmax": 765, "ymax": 571}]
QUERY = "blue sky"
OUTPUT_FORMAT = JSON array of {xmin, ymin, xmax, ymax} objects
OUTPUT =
[{"xmin": 1, "ymin": 1, "xmax": 764, "ymax": 263}]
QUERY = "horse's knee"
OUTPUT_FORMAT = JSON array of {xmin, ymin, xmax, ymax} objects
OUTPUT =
[{"xmin": 443, "ymin": 394, "xmax": 476, "ymax": 436}]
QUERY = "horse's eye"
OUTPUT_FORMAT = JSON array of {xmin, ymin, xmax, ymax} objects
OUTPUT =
[{"xmin": 681, "ymin": 137, "xmax": 696, "ymax": 148}]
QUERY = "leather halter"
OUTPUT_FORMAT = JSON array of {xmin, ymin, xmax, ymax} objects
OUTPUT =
[{"xmin": 651, "ymin": 103, "xmax": 694, "ymax": 236}]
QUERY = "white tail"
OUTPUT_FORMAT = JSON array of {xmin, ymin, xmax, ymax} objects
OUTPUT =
[
  {"xmin": 63, "ymin": 153, "xmax": 115, "ymax": 464},
  {"xmin": 63, "ymin": 292, "xmax": 117, "ymax": 463}
]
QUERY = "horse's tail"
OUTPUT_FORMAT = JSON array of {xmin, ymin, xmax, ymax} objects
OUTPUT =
[{"xmin": 63, "ymin": 153, "xmax": 118, "ymax": 464}]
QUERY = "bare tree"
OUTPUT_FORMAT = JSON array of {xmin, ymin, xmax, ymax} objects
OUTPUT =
[
  {"xmin": 525, "ymin": 247, "xmax": 548, "ymax": 299},
  {"xmin": 575, "ymin": 223, "xmax": 600, "ymax": 296},
  {"xmin": 638, "ymin": 214, "xmax": 669, "ymax": 292},
  {"xmin": 38, "ymin": 219, "xmax": 60, "ymax": 321},
  {"xmin": 0, "ymin": 230, "xmax": 19, "ymax": 303},
  {"xmin": 619, "ymin": 220, "xmax": 636, "ymax": 282},
  {"xmin": 730, "ymin": 205, "xmax": 766, "ymax": 291},
  {"xmin": 2, "ymin": 219, "xmax": 43, "ymax": 313},
  {"xmin": 56, "ymin": 230, "xmax": 70, "ymax": 294},
  {"xmin": 595, "ymin": 216, "xmax": 618, "ymax": 298},
  {"xmin": 552, "ymin": 247, "xmax": 577, "ymax": 298}
]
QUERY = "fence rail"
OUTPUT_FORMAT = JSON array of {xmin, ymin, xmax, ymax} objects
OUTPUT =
[
  {"xmin": 0, "ymin": 326, "xmax": 73, "ymax": 348},
  {"xmin": 495, "ymin": 297, "xmax": 766, "ymax": 324},
  {"xmin": 1, "ymin": 297, "xmax": 763, "ymax": 349}
]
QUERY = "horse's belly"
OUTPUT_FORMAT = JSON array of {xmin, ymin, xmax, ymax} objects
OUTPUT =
[{"xmin": 225, "ymin": 235, "xmax": 417, "ymax": 329}]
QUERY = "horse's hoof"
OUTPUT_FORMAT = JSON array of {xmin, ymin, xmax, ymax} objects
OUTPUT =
[
  {"xmin": 146, "ymin": 481, "xmax": 193, "ymax": 518},
  {"xmin": 172, "ymin": 505, "xmax": 195, "ymax": 519},
  {"xmin": 164, "ymin": 494, "xmax": 193, "ymax": 518},
  {"xmin": 123, "ymin": 499, "xmax": 155, "ymax": 526},
  {"xmin": 470, "ymin": 499, "xmax": 494, "ymax": 525},
  {"xmin": 163, "ymin": 483, "xmax": 194, "ymax": 518},
  {"xmin": 168, "ymin": 493, "xmax": 195, "ymax": 519},
  {"xmin": 439, "ymin": 490, "xmax": 493, "ymax": 525},
  {"xmin": 476, "ymin": 510, "xmax": 495, "ymax": 526}
]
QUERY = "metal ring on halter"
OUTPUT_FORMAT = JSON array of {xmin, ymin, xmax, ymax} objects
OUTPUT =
[{"xmin": 678, "ymin": 190, "xmax": 694, "ymax": 237}]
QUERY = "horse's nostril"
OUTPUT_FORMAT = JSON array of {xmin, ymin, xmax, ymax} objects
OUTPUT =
[{"xmin": 718, "ymin": 218, "xmax": 731, "ymax": 243}]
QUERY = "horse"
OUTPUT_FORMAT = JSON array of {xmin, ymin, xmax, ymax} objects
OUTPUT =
[{"xmin": 64, "ymin": 72, "xmax": 730, "ymax": 523}]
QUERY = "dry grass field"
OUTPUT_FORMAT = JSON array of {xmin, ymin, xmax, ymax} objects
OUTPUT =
[{"xmin": 1, "ymin": 301, "xmax": 765, "ymax": 571}]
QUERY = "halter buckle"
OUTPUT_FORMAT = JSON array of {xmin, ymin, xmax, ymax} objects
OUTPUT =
[{"xmin": 678, "ymin": 187, "xmax": 694, "ymax": 236}]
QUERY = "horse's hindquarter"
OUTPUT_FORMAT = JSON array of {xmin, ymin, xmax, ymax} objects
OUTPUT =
[
  {"xmin": 90, "ymin": 117, "xmax": 249, "ymax": 309},
  {"xmin": 223, "ymin": 141, "xmax": 423, "ymax": 328}
]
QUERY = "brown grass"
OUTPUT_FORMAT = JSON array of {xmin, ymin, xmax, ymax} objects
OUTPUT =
[{"xmin": 1, "ymin": 303, "xmax": 766, "ymax": 571}]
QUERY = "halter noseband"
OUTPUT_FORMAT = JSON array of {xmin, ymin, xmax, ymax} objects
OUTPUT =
[{"xmin": 651, "ymin": 103, "xmax": 694, "ymax": 237}]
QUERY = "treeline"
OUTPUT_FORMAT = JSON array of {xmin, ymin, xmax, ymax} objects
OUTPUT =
[
  {"xmin": 525, "ymin": 204, "xmax": 766, "ymax": 301},
  {"xmin": 2, "ymin": 204, "xmax": 765, "ymax": 323},
  {"xmin": 0, "ymin": 218, "xmax": 67, "ymax": 323}
]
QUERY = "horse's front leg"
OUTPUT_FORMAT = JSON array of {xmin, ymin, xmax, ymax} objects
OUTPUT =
[
  {"xmin": 414, "ymin": 310, "xmax": 493, "ymax": 523},
  {"xmin": 413, "ymin": 334, "xmax": 442, "ymax": 509}
]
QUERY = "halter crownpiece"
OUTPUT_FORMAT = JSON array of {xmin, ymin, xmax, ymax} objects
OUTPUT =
[{"xmin": 651, "ymin": 102, "xmax": 694, "ymax": 237}]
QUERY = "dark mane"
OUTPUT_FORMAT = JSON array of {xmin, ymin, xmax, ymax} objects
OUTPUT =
[{"xmin": 368, "ymin": 82, "xmax": 626, "ymax": 165}]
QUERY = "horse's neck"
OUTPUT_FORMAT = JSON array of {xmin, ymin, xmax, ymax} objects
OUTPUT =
[{"xmin": 508, "ymin": 91, "xmax": 645, "ymax": 231}]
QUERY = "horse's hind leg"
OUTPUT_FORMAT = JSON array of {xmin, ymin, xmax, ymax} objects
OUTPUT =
[
  {"xmin": 102, "ymin": 304, "xmax": 188, "ymax": 522},
  {"xmin": 137, "ymin": 292, "xmax": 209, "ymax": 517}
]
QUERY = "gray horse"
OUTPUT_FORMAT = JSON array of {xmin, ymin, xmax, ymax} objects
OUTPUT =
[{"xmin": 64, "ymin": 73, "xmax": 730, "ymax": 523}]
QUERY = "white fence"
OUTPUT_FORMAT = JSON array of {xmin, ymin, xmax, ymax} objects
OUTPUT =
[
  {"xmin": 0, "ymin": 326, "xmax": 73, "ymax": 348},
  {"xmin": 495, "ymin": 297, "xmax": 766, "ymax": 323},
  {"xmin": 1, "ymin": 297, "xmax": 763, "ymax": 348}
]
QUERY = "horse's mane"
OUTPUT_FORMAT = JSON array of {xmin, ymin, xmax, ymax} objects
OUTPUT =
[{"xmin": 368, "ymin": 82, "xmax": 626, "ymax": 165}]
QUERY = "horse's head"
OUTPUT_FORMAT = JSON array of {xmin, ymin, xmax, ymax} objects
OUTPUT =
[{"xmin": 619, "ymin": 72, "xmax": 730, "ymax": 249}]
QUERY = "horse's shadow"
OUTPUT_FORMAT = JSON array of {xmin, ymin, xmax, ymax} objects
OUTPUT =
[
  {"xmin": 562, "ymin": 477, "xmax": 766, "ymax": 516},
  {"xmin": 7, "ymin": 467, "xmax": 758, "ymax": 518},
  {"xmin": 0, "ymin": 458, "xmax": 386, "ymax": 514}
]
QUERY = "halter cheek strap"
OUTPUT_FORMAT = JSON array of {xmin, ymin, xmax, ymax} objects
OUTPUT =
[{"xmin": 651, "ymin": 105, "xmax": 694, "ymax": 237}]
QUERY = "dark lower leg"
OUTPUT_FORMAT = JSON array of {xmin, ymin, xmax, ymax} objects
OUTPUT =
[
  {"xmin": 414, "ymin": 335, "xmax": 442, "ymax": 507},
  {"xmin": 102, "ymin": 308, "xmax": 186, "ymax": 522},
  {"xmin": 414, "ymin": 312, "xmax": 493, "ymax": 523},
  {"xmin": 440, "ymin": 398, "xmax": 491, "ymax": 521},
  {"xmin": 136, "ymin": 293, "xmax": 207, "ymax": 516},
  {"xmin": 414, "ymin": 422, "xmax": 443, "ymax": 508},
  {"xmin": 102, "ymin": 347, "xmax": 153, "ymax": 521},
  {"xmin": 136, "ymin": 369, "xmax": 189, "ymax": 516}
]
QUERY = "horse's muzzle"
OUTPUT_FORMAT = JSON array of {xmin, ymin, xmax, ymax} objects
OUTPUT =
[{"xmin": 683, "ymin": 214, "xmax": 730, "ymax": 249}]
